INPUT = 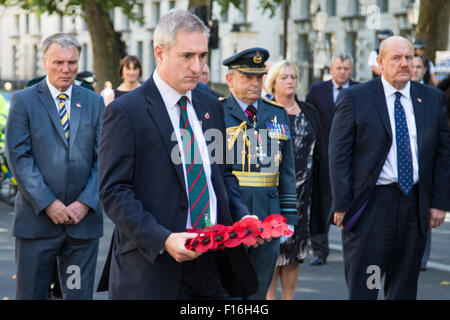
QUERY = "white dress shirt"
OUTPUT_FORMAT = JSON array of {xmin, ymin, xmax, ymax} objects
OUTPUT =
[
  {"xmin": 153, "ymin": 70, "xmax": 217, "ymax": 228},
  {"xmin": 377, "ymin": 76, "xmax": 419, "ymax": 186},
  {"xmin": 46, "ymin": 76, "xmax": 73, "ymax": 119}
]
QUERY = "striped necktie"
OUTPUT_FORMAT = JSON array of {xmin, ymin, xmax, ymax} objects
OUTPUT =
[
  {"xmin": 58, "ymin": 93, "xmax": 70, "ymax": 141},
  {"xmin": 178, "ymin": 96, "xmax": 211, "ymax": 229}
]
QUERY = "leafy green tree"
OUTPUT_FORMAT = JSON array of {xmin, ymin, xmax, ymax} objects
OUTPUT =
[
  {"xmin": 0, "ymin": 0, "xmax": 142, "ymax": 89},
  {"xmin": 1, "ymin": 0, "xmax": 284, "ymax": 89},
  {"xmin": 416, "ymin": 0, "xmax": 449, "ymax": 63}
]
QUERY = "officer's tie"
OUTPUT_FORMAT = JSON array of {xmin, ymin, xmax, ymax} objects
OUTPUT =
[
  {"xmin": 58, "ymin": 93, "xmax": 70, "ymax": 141},
  {"xmin": 178, "ymin": 96, "xmax": 211, "ymax": 228},
  {"xmin": 394, "ymin": 91, "xmax": 413, "ymax": 195},
  {"xmin": 245, "ymin": 105, "xmax": 257, "ymax": 124}
]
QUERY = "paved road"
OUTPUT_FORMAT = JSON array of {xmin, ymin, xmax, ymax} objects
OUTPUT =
[{"xmin": 1, "ymin": 201, "xmax": 449, "ymax": 300}]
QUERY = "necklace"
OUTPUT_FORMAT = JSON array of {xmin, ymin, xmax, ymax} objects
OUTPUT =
[{"xmin": 286, "ymin": 103, "xmax": 297, "ymax": 112}]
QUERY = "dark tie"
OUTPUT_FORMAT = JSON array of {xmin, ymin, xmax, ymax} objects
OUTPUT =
[
  {"xmin": 394, "ymin": 91, "xmax": 413, "ymax": 195},
  {"xmin": 245, "ymin": 105, "xmax": 257, "ymax": 124},
  {"xmin": 58, "ymin": 93, "xmax": 70, "ymax": 141},
  {"xmin": 178, "ymin": 96, "xmax": 211, "ymax": 228},
  {"xmin": 335, "ymin": 86, "xmax": 343, "ymax": 103}
]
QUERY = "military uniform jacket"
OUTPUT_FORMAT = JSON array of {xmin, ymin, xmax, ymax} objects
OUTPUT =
[{"xmin": 221, "ymin": 94, "xmax": 297, "ymax": 226}]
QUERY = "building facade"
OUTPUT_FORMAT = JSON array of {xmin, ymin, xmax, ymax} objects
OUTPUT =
[{"xmin": 0, "ymin": 0, "xmax": 447, "ymax": 97}]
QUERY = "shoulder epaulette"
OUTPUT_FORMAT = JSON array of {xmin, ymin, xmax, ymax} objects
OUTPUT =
[
  {"xmin": 263, "ymin": 97, "xmax": 284, "ymax": 108},
  {"xmin": 218, "ymin": 96, "xmax": 226, "ymax": 101}
]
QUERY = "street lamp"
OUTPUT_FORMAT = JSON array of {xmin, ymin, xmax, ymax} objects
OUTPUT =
[
  {"xmin": 309, "ymin": 6, "xmax": 329, "ymax": 85},
  {"xmin": 230, "ymin": 23, "xmax": 241, "ymax": 54},
  {"xmin": 407, "ymin": 1, "xmax": 420, "ymax": 41},
  {"xmin": 312, "ymin": 6, "xmax": 328, "ymax": 36}
]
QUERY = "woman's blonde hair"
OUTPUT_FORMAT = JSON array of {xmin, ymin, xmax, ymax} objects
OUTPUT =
[{"xmin": 264, "ymin": 60, "xmax": 299, "ymax": 95}]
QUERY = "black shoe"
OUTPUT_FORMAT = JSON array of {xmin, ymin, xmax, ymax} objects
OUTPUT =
[
  {"xmin": 310, "ymin": 256, "xmax": 327, "ymax": 266},
  {"xmin": 420, "ymin": 265, "xmax": 427, "ymax": 272}
]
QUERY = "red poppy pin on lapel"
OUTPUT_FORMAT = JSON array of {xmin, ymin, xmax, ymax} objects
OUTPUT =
[
  {"xmin": 76, "ymin": 103, "xmax": 82, "ymax": 108},
  {"xmin": 417, "ymin": 98, "xmax": 422, "ymax": 103},
  {"xmin": 205, "ymin": 112, "xmax": 210, "ymax": 119}
]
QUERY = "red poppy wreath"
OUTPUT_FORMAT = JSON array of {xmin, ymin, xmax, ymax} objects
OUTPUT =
[{"xmin": 185, "ymin": 214, "xmax": 293, "ymax": 252}]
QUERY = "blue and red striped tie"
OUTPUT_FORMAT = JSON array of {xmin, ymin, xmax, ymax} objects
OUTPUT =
[{"xmin": 178, "ymin": 96, "xmax": 211, "ymax": 228}]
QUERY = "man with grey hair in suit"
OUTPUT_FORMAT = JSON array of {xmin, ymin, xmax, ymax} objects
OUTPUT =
[{"xmin": 6, "ymin": 33, "xmax": 104, "ymax": 299}]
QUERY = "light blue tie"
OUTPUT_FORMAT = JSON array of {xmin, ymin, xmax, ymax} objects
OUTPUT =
[{"xmin": 394, "ymin": 91, "xmax": 413, "ymax": 195}]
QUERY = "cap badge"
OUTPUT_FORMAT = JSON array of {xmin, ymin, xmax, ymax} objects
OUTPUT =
[{"xmin": 253, "ymin": 51, "xmax": 262, "ymax": 64}]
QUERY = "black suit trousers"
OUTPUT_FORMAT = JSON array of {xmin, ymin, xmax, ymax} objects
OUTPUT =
[{"xmin": 342, "ymin": 184, "xmax": 426, "ymax": 300}]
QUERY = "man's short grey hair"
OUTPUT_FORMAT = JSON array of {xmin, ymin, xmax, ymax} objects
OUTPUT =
[
  {"xmin": 331, "ymin": 53, "xmax": 354, "ymax": 66},
  {"xmin": 154, "ymin": 9, "xmax": 209, "ymax": 49},
  {"xmin": 42, "ymin": 33, "xmax": 82, "ymax": 57}
]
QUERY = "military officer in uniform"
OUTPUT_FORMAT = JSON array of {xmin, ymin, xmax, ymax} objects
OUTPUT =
[{"xmin": 220, "ymin": 48, "xmax": 297, "ymax": 299}]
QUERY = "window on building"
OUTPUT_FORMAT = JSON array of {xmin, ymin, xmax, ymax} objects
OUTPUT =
[
  {"xmin": 25, "ymin": 14, "xmax": 30, "ymax": 34},
  {"xmin": 279, "ymin": 35, "xmax": 284, "ymax": 56},
  {"xmin": 297, "ymin": 34, "xmax": 310, "ymax": 62},
  {"xmin": 240, "ymin": 0, "xmax": 249, "ymax": 23},
  {"xmin": 325, "ymin": 33, "xmax": 336, "ymax": 57},
  {"xmin": 149, "ymin": 40, "xmax": 156, "ymax": 73},
  {"xmin": 137, "ymin": 41, "xmax": 143, "ymax": 65},
  {"xmin": 169, "ymin": 1, "xmax": 176, "ymax": 9},
  {"xmin": 300, "ymin": 0, "xmax": 311, "ymax": 18},
  {"xmin": 37, "ymin": 15, "xmax": 41, "ymax": 34},
  {"xmin": 326, "ymin": 0, "xmax": 336, "ymax": 16},
  {"xmin": 33, "ymin": 45, "xmax": 39, "ymax": 78},
  {"xmin": 24, "ymin": 45, "xmax": 29, "ymax": 79},
  {"xmin": 15, "ymin": 15, "xmax": 20, "ymax": 34},
  {"xmin": 59, "ymin": 15, "xmax": 64, "ymax": 32},
  {"xmin": 377, "ymin": 0, "xmax": 388, "ymax": 13},
  {"xmin": 350, "ymin": 0, "xmax": 365, "ymax": 15},
  {"xmin": 152, "ymin": 2, "xmax": 160, "ymax": 26},
  {"xmin": 12, "ymin": 46, "xmax": 17, "ymax": 79},
  {"xmin": 138, "ymin": 3, "xmax": 144, "ymax": 27},
  {"xmin": 345, "ymin": 32, "xmax": 357, "ymax": 75},
  {"xmin": 82, "ymin": 43, "xmax": 88, "ymax": 71},
  {"xmin": 221, "ymin": 6, "xmax": 228, "ymax": 23}
]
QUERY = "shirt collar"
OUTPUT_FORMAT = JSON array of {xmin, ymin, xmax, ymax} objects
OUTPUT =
[
  {"xmin": 332, "ymin": 79, "xmax": 350, "ymax": 90},
  {"xmin": 46, "ymin": 76, "xmax": 72, "ymax": 101},
  {"xmin": 153, "ymin": 69, "xmax": 192, "ymax": 109},
  {"xmin": 381, "ymin": 75, "xmax": 411, "ymax": 100},
  {"xmin": 233, "ymin": 95, "xmax": 258, "ymax": 113}
]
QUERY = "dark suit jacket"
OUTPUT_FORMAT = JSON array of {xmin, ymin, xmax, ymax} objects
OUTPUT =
[
  {"xmin": 5, "ymin": 79, "xmax": 104, "ymax": 240},
  {"xmin": 329, "ymin": 77, "xmax": 450, "ymax": 234},
  {"xmin": 97, "ymin": 76, "xmax": 257, "ymax": 299},
  {"xmin": 306, "ymin": 79, "xmax": 359, "ymax": 154}
]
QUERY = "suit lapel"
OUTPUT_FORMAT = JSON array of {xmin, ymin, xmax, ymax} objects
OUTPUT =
[
  {"xmin": 69, "ymin": 85, "xmax": 82, "ymax": 149},
  {"xmin": 255, "ymin": 99, "xmax": 271, "ymax": 130},
  {"xmin": 326, "ymin": 80, "xmax": 334, "ymax": 108},
  {"xmin": 410, "ymin": 82, "xmax": 425, "ymax": 165},
  {"xmin": 373, "ymin": 78, "xmax": 393, "ymax": 138},
  {"xmin": 226, "ymin": 94, "xmax": 253, "ymax": 127},
  {"xmin": 192, "ymin": 90, "xmax": 213, "ymax": 136},
  {"xmin": 37, "ymin": 80, "xmax": 69, "ymax": 148},
  {"xmin": 144, "ymin": 78, "xmax": 186, "ymax": 191}
]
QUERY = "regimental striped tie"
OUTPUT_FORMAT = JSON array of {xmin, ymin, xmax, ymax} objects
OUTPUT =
[
  {"xmin": 58, "ymin": 93, "xmax": 70, "ymax": 141},
  {"xmin": 178, "ymin": 96, "xmax": 211, "ymax": 229}
]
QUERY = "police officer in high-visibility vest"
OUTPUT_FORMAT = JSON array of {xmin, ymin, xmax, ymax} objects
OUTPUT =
[{"xmin": 221, "ymin": 48, "xmax": 297, "ymax": 299}]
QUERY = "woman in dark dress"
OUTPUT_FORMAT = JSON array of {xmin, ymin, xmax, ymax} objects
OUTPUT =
[
  {"xmin": 104, "ymin": 55, "xmax": 142, "ymax": 105},
  {"xmin": 266, "ymin": 60, "xmax": 330, "ymax": 300}
]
